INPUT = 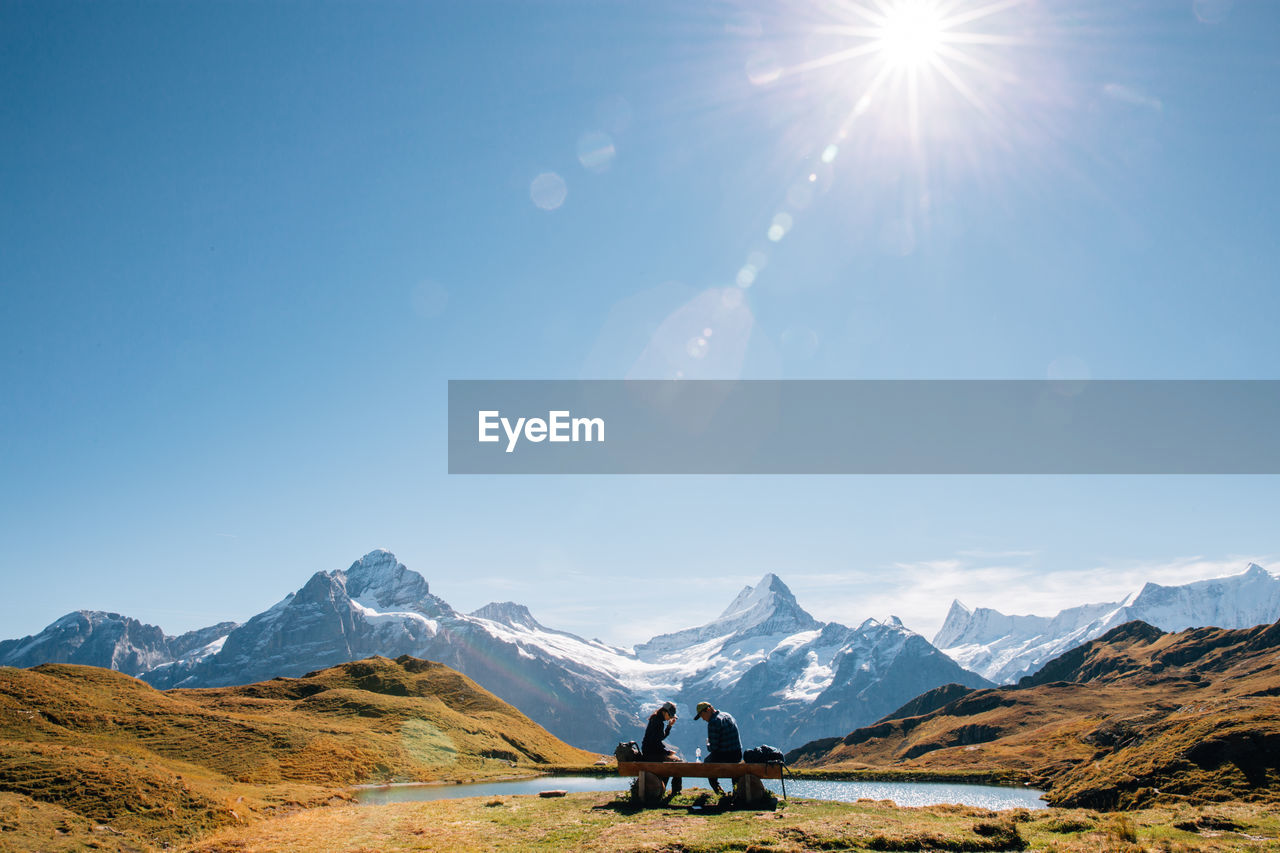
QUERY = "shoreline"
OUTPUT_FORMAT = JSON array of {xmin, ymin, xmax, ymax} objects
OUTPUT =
[
  {"xmin": 537, "ymin": 763, "xmax": 1031, "ymax": 788},
  {"xmin": 351, "ymin": 773, "xmax": 545, "ymax": 790}
]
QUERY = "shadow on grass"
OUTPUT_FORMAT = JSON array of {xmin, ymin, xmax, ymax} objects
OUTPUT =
[{"xmin": 591, "ymin": 792, "xmax": 767, "ymax": 816}]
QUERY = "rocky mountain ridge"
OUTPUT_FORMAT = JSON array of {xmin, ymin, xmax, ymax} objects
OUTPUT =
[{"xmin": 0, "ymin": 610, "xmax": 238, "ymax": 677}]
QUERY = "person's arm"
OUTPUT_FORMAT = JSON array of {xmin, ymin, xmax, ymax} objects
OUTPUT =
[{"xmin": 642, "ymin": 715, "xmax": 664, "ymax": 753}]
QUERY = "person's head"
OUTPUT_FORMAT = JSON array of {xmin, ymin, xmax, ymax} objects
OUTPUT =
[
  {"xmin": 694, "ymin": 701, "xmax": 714, "ymax": 721},
  {"xmin": 659, "ymin": 700, "xmax": 678, "ymax": 720}
]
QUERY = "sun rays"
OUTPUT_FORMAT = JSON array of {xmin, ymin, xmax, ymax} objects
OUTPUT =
[{"xmin": 765, "ymin": 0, "xmax": 1033, "ymax": 150}]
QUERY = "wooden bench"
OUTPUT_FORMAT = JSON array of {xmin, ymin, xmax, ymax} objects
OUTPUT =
[{"xmin": 617, "ymin": 761, "xmax": 783, "ymax": 806}]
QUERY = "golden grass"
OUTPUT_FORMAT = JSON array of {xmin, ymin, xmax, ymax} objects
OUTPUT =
[
  {"xmin": 0, "ymin": 656, "xmax": 597, "ymax": 849},
  {"xmin": 0, "ymin": 790, "xmax": 135, "ymax": 853}
]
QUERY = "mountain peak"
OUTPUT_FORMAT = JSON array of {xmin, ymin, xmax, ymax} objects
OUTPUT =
[
  {"xmin": 1244, "ymin": 562, "xmax": 1270, "ymax": 578},
  {"xmin": 471, "ymin": 602, "xmax": 543, "ymax": 630},
  {"xmin": 341, "ymin": 550, "xmax": 438, "ymax": 612},
  {"xmin": 348, "ymin": 549, "xmax": 407, "ymax": 578},
  {"xmin": 636, "ymin": 573, "xmax": 819, "ymax": 659},
  {"xmin": 760, "ymin": 571, "xmax": 788, "ymax": 590},
  {"xmin": 931, "ymin": 600, "xmax": 977, "ymax": 649},
  {"xmin": 719, "ymin": 573, "xmax": 800, "ymax": 619},
  {"xmin": 716, "ymin": 573, "xmax": 819, "ymax": 636}
]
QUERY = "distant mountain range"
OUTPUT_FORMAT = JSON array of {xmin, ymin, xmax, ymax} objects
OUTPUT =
[
  {"xmin": 5, "ymin": 552, "xmax": 1277, "ymax": 753},
  {"xmin": 0, "ymin": 550, "xmax": 986, "ymax": 753},
  {"xmin": 933, "ymin": 562, "xmax": 1280, "ymax": 683}
]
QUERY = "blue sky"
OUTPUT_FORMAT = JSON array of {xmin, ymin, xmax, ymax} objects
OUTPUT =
[{"xmin": 2, "ymin": 0, "xmax": 1278, "ymax": 646}]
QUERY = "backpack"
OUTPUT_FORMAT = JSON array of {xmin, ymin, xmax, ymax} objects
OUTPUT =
[
  {"xmin": 743, "ymin": 744, "xmax": 785, "ymax": 764},
  {"xmin": 614, "ymin": 740, "xmax": 644, "ymax": 763}
]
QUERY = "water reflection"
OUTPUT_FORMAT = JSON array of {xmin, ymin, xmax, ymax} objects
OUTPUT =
[
  {"xmin": 765, "ymin": 778, "xmax": 1047, "ymax": 810},
  {"xmin": 355, "ymin": 775, "xmax": 1047, "ymax": 810}
]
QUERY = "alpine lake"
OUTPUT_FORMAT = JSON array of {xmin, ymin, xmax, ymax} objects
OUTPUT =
[{"xmin": 355, "ymin": 775, "xmax": 1048, "ymax": 810}]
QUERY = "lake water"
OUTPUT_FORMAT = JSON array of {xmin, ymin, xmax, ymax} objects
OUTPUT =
[{"xmin": 354, "ymin": 776, "xmax": 1047, "ymax": 810}]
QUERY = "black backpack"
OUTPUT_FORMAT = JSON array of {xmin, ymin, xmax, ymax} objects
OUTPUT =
[
  {"xmin": 614, "ymin": 740, "xmax": 644, "ymax": 763},
  {"xmin": 743, "ymin": 744, "xmax": 785, "ymax": 764}
]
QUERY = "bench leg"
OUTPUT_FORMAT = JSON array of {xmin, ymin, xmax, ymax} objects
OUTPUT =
[
  {"xmin": 733, "ymin": 773, "xmax": 771, "ymax": 808},
  {"xmin": 635, "ymin": 771, "xmax": 666, "ymax": 806}
]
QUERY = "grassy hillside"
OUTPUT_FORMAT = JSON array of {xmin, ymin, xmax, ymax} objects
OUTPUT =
[
  {"xmin": 787, "ymin": 620, "xmax": 1280, "ymax": 809},
  {"xmin": 0, "ymin": 654, "xmax": 596, "ymax": 848}
]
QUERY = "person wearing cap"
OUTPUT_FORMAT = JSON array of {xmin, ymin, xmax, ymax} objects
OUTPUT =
[
  {"xmin": 694, "ymin": 701, "xmax": 741, "ymax": 796},
  {"xmin": 641, "ymin": 700, "xmax": 682, "ymax": 794}
]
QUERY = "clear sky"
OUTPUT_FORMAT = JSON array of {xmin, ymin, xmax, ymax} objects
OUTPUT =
[{"xmin": 2, "ymin": 0, "xmax": 1278, "ymax": 648}]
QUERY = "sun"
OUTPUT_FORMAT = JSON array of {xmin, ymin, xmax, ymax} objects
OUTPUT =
[
  {"xmin": 755, "ymin": 0, "xmax": 1030, "ymax": 148},
  {"xmin": 876, "ymin": 0, "xmax": 946, "ymax": 71}
]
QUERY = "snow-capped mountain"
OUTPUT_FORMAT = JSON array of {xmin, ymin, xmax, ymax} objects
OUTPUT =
[
  {"xmin": 0, "ymin": 610, "xmax": 237, "ymax": 676},
  {"xmin": 1123, "ymin": 563, "xmax": 1280, "ymax": 630},
  {"xmin": 636, "ymin": 573, "xmax": 821, "ymax": 658},
  {"xmin": 935, "ymin": 562, "xmax": 1280, "ymax": 684},
  {"xmin": 631, "ymin": 575, "xmax": 990, "ymax": 756},
  {"xmin": 143, "ymin": 550, "xmax": 453, "ymax": 688},
  {"xmin": 0, "ymin": 550, "xmax": 988, "ymax": 753},
  {"xmin": 140, "ymin": 550, "xmax": 640, "ymax": 750}
]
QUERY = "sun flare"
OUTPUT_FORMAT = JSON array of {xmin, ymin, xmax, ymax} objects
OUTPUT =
[
  {"xmin": 764, "ymin": 0, "xmax": 1029, "ymax": 141},
  {"xmin": 876, "ymin": 0, "xmax": 946, "ymax": 70},
  {"xmin": 719, "ymin": 0, "xmax": 1037, "ymax": 291}
]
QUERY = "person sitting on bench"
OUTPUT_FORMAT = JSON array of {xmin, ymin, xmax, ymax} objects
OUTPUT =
[
  {"xmin": 693, "ymin": 700, "xmax": 741, "ymax": 795},
  {"xmin": 641, "ymin": 700, "xmax": 682, "ymax": 794}
]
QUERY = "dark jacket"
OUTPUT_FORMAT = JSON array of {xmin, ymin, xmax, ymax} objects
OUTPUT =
[{"xmin": 642, "ymin": 711, "xmax": 675, "ymax": 759}]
